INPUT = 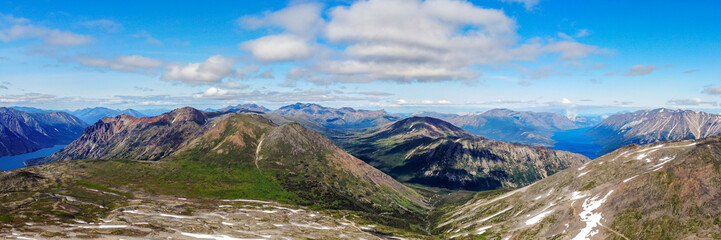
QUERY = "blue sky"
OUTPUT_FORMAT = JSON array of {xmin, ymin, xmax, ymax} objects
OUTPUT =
[{"xmin": 1, "ymin": 0, "xmax": 719, "ymax": 116}]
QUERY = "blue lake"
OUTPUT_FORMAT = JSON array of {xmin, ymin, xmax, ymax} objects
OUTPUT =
[
  {"xmin": 549, "ymin": 127, "xmax": 602, "ymax": 159},
  {"xmin": 0, "ymin": 145, "xmax": 66, "ymax": 171}
]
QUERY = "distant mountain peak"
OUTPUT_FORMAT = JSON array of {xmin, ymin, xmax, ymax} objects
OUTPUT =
[
  {"xmin": 270, "ymin": 103, "xmax": 398, "ymax": 129},
  {"xmin": 387, "ymin": 116, "xmax": 475, "ymax": 139},
  {"xmin": 586, "ymin": 108, "xmax": 721, "ymax": 154},
  {"xmin": 219, "ymin": 104, "xmax": 269, "ymax": 113}
]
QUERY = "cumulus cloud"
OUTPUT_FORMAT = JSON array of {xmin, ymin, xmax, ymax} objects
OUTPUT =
[
  {"xmin": 238, "ymin": 0, "xmax": 606, "ymax": 84},
  {"xmin": 624, "ymin": 65, "xmax": 657, "ymax": 76},
  {"xmin": 241, "ymin": 34, "xmax": 314, "ymax": 62},
  {"xmin": 239, "ymin": 3, "xmax": 324, "ymax": 35},
  {"xmin": 78, "ymin": 19, "xmax": 123, "ymax": 33},
  {"xmin": 75, "ymin": 55, "xmax": 163, "ymax": 73},
  {"xmin": 239, "ymin": 3, "xmax": 322, "ymax": 63},
  {"xmin": 162, "ymin": 55, "xmax": 235, "ymax": 85},
  {"xmin": 667, "ymin": 98, "xmax": 717, "ymax": 106},
  {"xmin": 702, "ymin": 85, "xmax": 721, "ymax": 95},
  {"xmin": 500, "ymin": 0, "xmax": 540, "ymax": 10}
]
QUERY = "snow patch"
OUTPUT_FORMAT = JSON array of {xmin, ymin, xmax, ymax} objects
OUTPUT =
[
  {"xmin": 578, "ymin": 171, "xmax": 589, "ymax": 177},
  {"xmin": 651, "ymin": 155, "xmax": 676, "ymax": 171},
  {"xmin": 623, "ymin": 175, "xmax": 638, "ymax": 183},
  {"xmin": 179, "ymin": 232, "xmax": 260, "ymax": 240},
  {"xmin": 122, "ymin": 210, "xmax": 193, "ymax": 219},
  {"xmin": 525, "ymin": 210, "xmax": 553, "ymax": 226},
  {"xmin": 476, "ymin": 225, "xmax": 492, "ymax": 235},
  {"xmin": 525, "ymin": 203, "xmax": 555, "ymax": 226},
  {"xmin": 572, "ymin": 190, "xmax": 614, "ymax": 240},
  {"xmin": 479, "ymin": 206, "xmax": 512, "ymax": 223},
  {"xmin": 77, "ymin": 224, "xmax": 128, "ymax": 229}
]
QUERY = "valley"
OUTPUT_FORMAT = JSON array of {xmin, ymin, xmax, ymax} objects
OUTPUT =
[
  {"xmin": 2, "ymin": 105, "xmax": 721, "ymax": 239},
  {"xmin": 2, "ymin": 1, "xmax": 716, "ymax": 239}
]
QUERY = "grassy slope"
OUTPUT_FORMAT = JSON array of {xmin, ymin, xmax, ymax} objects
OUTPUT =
[{"xmin": 1, "ymin": 114, "xmax": 433, "ymax": 236}]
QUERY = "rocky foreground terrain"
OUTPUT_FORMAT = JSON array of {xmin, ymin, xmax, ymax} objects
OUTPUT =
[
  {"xmin": 436, "ymin": 136, "xmax": 721, "ymax": 239},
  {"xmin": 1, "ymin": 186, "xmax": 394, "ymax": 239}
]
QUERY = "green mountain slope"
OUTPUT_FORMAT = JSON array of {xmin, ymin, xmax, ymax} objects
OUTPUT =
[
  {"xmin": 339, "ymin": 117, "xmax": 589, "ymax": 191},
  {"xmin": 4, "ymin": 110, "xmax": 430, "ymax": 236}
]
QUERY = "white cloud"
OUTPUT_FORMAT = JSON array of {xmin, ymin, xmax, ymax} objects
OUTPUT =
[
  {"xmin": 667, "ymin": 98, "xmax": 717, "ymax": 106},
  {"xmin": 161, "ymin": 55, "xmax": 235, "ymax": 85},
  {"xmin": 218, "ymin": 82, "xmax": 249, "ymax": 89},
  {"xmin": 0, "ymin": 24, "xmax": 94, "ymax": 46},
  {"xmin": 241, "ymin": 34, "xmax": 313, "ymax": 62},
  {"xmin": 500, "ymin": 0, "xmax": 540, "ymax": 10},
  {"xmin": 576, "ymin": 29, "xmax": 590, "ymax": 37},
  {"xmin": 396, "ymin": 99, "xmax": 452, "ymax": 106},
  {"xmin": 320, "ymin": 0, "xmax": 602, "ymax": 83},
  {"xmin": 0, "ymin": 13, "xmax": 29, "ymax": 24},
  {"xmin": 75, "ymin": 55, "xmax": 163, "ymax": 73},
  {"xmin": 239, "ymin": 0, "xmax": 607, "ymax": 84},
  {"xmin": 624, "ymin": 65, "xmax": 657, "ymax": 76},
  {"xmin": 78, "ymin": 19, "xmax": 123, "ymax": 33},
  {"xmin": 561, "ymin": 98, "xmax": 573, "ymax": 105},
  {"xmin": 543, "ymin": 41, "xmax": 608, "ymax": 59},
  {"xmin": 702, "ymin": 85, "xmax": 721, "ymax": 95},
  {"xmin": 239, "ymin": 3, "xmax": 324, "ymax": 35},
  {"xmin": 192, "ymin": 87, "xmax": 374, "ymax": 102},
  {"xmin": 0, "ymin": 93, "xmax": 58, "ymax": 103}
]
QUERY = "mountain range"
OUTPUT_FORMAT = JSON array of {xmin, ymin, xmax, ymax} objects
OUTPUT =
[
  {"xmin": 26, "ymin": 108, "xmax": 427, "ymax": 218},
  {"xmin": 268, "ymin": 103, "xmax": 399, "ymax": 130},
  {"xmin": 415, "ymin": 109, "xmax": 593, "ymax": 147},
  {"xmin": 218, "ymin": 103, "xmax": 270, "ymax": 113},
  {"xmin": 339, "ymin": 117, "xmax": 590, "ymax": 190},
  {"xmin": 5, "ymin": 105, "xmax": 721, "ymax": 239},
  {"xmin": 30, "ymin": 107, "xmax": 222, "ymax": 165},
  {"xmin": 0, "ymin": 107, "xmax": 87, "ymax": 157},
  {"xmin": 68, "ymin": 107, "xmax": 145, "ymax": 125},
  {"xmin": 586, "ymin": 108, "xmax": 721, "ymax": 155}
]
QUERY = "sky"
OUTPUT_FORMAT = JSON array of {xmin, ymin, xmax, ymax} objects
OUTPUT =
[{"xmin": 1, "ymin": 0, "xmax": 720, "ymax": 116}]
